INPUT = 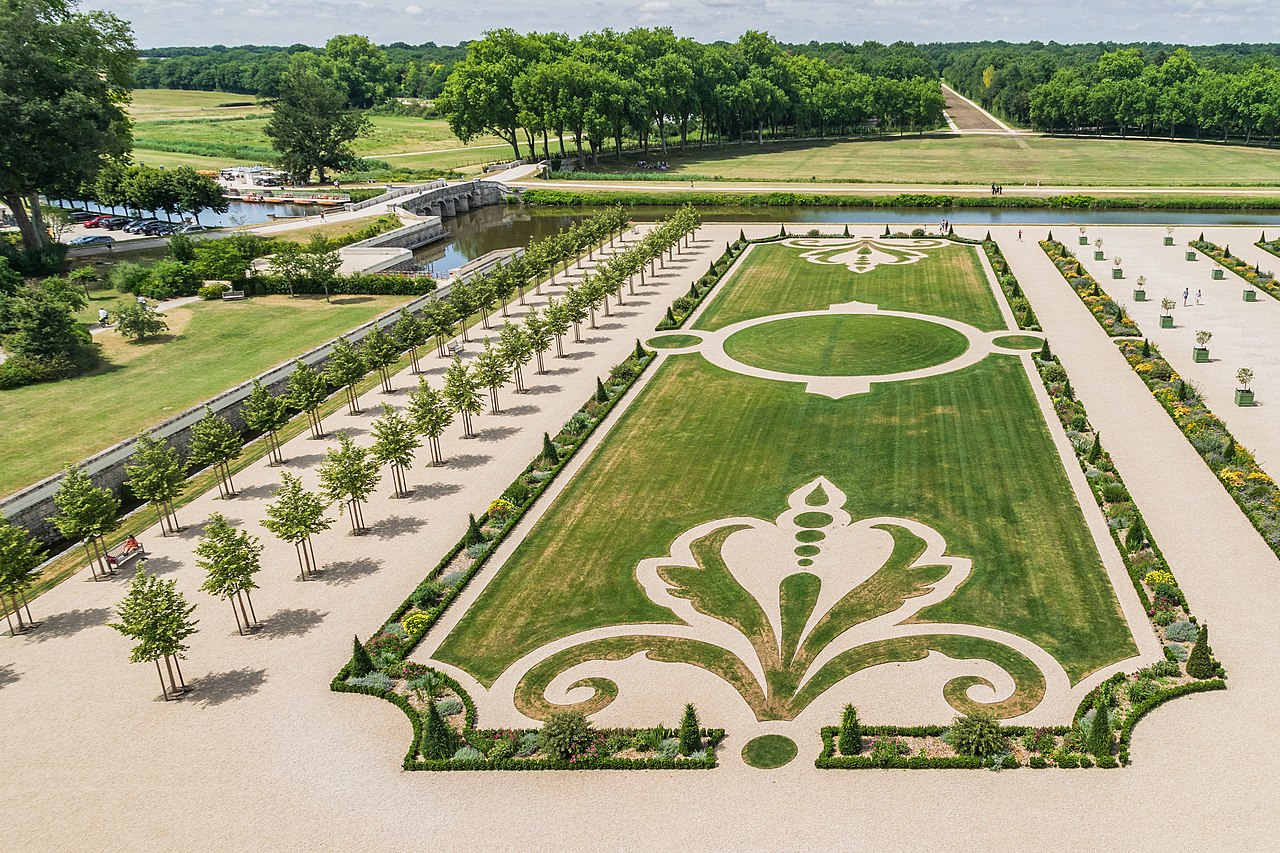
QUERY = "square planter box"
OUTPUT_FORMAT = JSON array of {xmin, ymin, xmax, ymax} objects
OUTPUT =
[
  {"xmin": 1185, "ymin": 251, "xmax": 1197, "ymax": 261},
  {"xmin": 1094, "ymin": 251, "xmax": 1105, "ymax": 260},
  {"xmin": 1212, "ymin": 269, "xmax": 1225, "ymax": 280},
  {"xmin": 1236, "ymin": 389, "xmax": 1256, "ymax": 406},
  {"xmin": 1078, "ymin": 236, "xmax": 1089, "ymax": 245},
  {"xmin": 1133, "ymin": 289, "xmax": 1146, "ymax": 301},
  {"xmin": 1111, "ymin": 268, "xmax": 1123, "ymax": 279},
  {"xmin": 1193, "ymin": 347, "xmax": 1210, "ymax": 363},
  {"xmin": 1160, "ymin": 315, "xmax": 1174, "ymax": 328},
  {"xmin": 1164, "ymin": 236, "xmax": 1175, "ymax": 246},
  {"xmin": 1244, "ymin": 289, "xmax": 1258, "ymax": 302}
]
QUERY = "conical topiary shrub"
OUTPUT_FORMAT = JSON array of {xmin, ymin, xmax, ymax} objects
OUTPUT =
[
  {"xmin": 1088, "ymin": 704, "xmax": 1112, "ymax": 757},
  {"xmin": 1088, "ymin": 432, "xmax": 1102, "ymax": 463},
  {"xmin": 420, "ymin": 698, "xmax": 458, "ymax": 760},
  {"xmin": 1038, "ymin": 339, "xmax": 1052, "ymax": 361},
  {"xmin": 842, "ymin": 224, "xmax": 850, "ymax": 237},
  {"xmin": 349, "ymin": 634, "xmax": 376, "ymax": 678},
  {"xmin": 541, "ymin": 432, "xmax": 559, "ymax": 466},
  {"xmin": 678, "ymin": 703, "xmax": 701, "ymax": 755},
  {"xmin": 664, "ymin": 307, "xmax": 677, "ymax": 326},
  {"xmin": 463, "ymin": 513, "xmax": 484, "ymax": 547},
  {"xmin": 595, "ymin": 377, "xmax": 608, "ymax": 404},
  {"xmin": 838, "ymin": 703, "xmax": 862, "ymax": 755},
  {"xmin": 634, "ymin": 339, "xmax": 646, "ymax": 360},
  {"xmin": 1047, "ymin": 230, "xmax": 1054, "ymax": 242},
  {"xmin": 1186, "ymin": 624, "xmax": 1216, "ymax": 679}
]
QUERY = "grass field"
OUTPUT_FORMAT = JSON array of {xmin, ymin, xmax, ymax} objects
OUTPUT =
[
  {"xmin": 434, "ymin": 243, "xmax": 1136, "ymax": 706},
  {"xmin": 127, "ymin": 90, "xmax": 512, "ymax": 171},
  {"xmin": 0, "ymin": 294, "xmax": 407, "ymax": 497},
  {"xmin": 724, "ymin": 314, "xmax": 969, "ymax": 376},
  {"xmin": 567, "ymin": 134, "xmax": 1280, "ymax": 187}
]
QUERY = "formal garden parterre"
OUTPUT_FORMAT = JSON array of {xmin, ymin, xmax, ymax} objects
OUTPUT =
[{"xmin": 315, "ymin": 227, "xmax": 1235, "ymax": 771}]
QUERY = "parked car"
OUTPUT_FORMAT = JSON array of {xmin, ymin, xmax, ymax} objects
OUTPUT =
[
  {"xmin": 103, "ymin": 217, "xmax": 132, "ymax": 230},
  {"xmin": 67, "ymin": 211, "xmax": 97, "ymax": 223},
  {"xmin": 142, "ymin": 222, "xmax": 172, "ymax": 235},
  {"xmin": 68, "ymin": 234, "xmax": 115, "ymax": 247},
  {"xmin": 179, "ymin": 224, "xmax": 207, "ymax": 234},
  {"xmin": 83, "ymin": 215, "xmax": 113, "ymax": 228},
  {"xmin": 125, "ymin": 219, "xmax": 160, "ymax": 233}
]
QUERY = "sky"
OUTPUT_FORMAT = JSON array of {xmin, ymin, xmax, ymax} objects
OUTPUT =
[{"xmin": 81, "ymin": 0, "xmax": 1269, "ymax": 49}]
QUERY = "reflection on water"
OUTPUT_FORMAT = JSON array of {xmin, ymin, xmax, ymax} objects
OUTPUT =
[{"xmin": 414, "ymin": 202, "xmax": 1280, "ymax": 271}]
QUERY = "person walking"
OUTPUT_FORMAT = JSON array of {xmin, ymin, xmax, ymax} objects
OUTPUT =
[
  {"xmin": 1196, "ymin": 288, "xmax": 1202, "ymax": 305},
  {"xmin": 1183, "ymin": 287, "xmax": 1190, "ymax": 307},
  {"xmin": 1018, "ymin": 229, "xmax": 1023, "ymax": 241}
]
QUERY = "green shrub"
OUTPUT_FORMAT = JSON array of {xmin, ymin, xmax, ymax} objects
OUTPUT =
[
  {"xmin": 1087, "ymin": 705, "xmax": 1112, "ymax": 757},
  {"xmin": 631, "ymin": 725, "xmax": 664, "ymax": 752},
  {"xmin": 198, "ymin": 283, "xmax": 226, "ymax": 301},
  {"xmin": 1186, "ymin": 623, "xmax": 1216, "ymax": 678},
  {"xmin": 1126, "ymin": 678, "xmax": 1159, "ymax": 704},
  {"xmin": 658, "ymin": 737, "xmax": 680, "ymax": 759},
  {"xmin": 1164, "ymin": 620, "xmax": 1199, "ymax": 643},
  {"xmin": 944, "ymin": 711, "xmax": 1008, "ymax": 757},
  {"xmin": 141, "ymin": 258, "xmax": 200, "ymax": 300},
  {"xmin": 838, "ymin": 703, "xmax": 862, "ymax": 755},
  {"xmin": 106, "ymin": 261, "xmax": 151, "ymax": 294},
  {"xmin": 452, "ymin": 746, "xmax": 483, "ymax": 761},
  {"xmin": 420, "ymin": 698, "xmax": 458, "ymax": 760},
  {"xmin": 678, "ymin": 703, "xmax": 701, "ymax": 755},
  {"xmin": 348, "ymin": 634, "xmax": 375, "ymax": 677},
  {"xmin": 517, "ymin": 731, "xmax": 540, "ymax": 757},
  {"xmin": 488, "ymin": 738, "xmax": 516, "ymax": 760},
  {"xmin": 538, "ymin": 711, "xmax": 594, "ymax": 759}
]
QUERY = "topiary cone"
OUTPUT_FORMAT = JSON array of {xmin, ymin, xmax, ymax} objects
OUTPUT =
[
  {"xmin": 1185, "ymin": 624, "xmax": 1215, "ymax": 679},
  {"xmin": 678, "ymin": 703, "xmax": 701, "ymax": 755},
  {"xmin": 349, "ymin": 634, "xmax": 375, "ymax": 677},
  {"xmin": 838, "ymin": 703, "xmax": 862, "ymax": 755}
]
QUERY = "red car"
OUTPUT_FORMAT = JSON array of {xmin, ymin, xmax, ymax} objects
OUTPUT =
[{"xmin": 83, "ymin": 215, "xmax": 113, "ymax": 228}]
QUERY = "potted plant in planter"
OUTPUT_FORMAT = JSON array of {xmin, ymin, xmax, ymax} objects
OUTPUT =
[
  {"xmin": 1111, "ymin": 256, "xmax": 1123, "ymax": 279},
  {"xmin": 1193, "ymin": 330, "xmax": 1212, "ymax": 363},
  {"xmin": 1078, "ymin": 226, "xmax": 1089, "ymax": 246},
  {"xmin": 1164, "ymin": 226, "xmax": 1175, "ymax": 247},
  {"xmin": 1244, "ymin": 282, "xmax": 1258, "ymax": 302},
  {"xmin": 1160, "ymin": 297, "xmax": 1176, "ymax": 328},
  {"xmin": 1133, "ymin": 275, "xmax": 1147, "ymax": 302},
  {"xmin": 1212, "ymin": 263, "xmax": 1225, "ymax": 281},
  {"xmin": 1236, "ymin": 368, "xmax": 1255, "ymax": 406},
  {"xmin": 1186, "ymin": 247, "xmax": 1197, "ymax": 262},
  {"xmin": 1094, "ymin": 238, "xmax": 1105, "ymax": 261}
]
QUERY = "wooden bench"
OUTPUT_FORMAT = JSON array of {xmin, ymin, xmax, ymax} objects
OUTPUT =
[
  {"xmin": 221, "ymin": 290, "xmax": 246, "ymax": 301},
  {"xmin": 103, "ymin": 540, "xmax": 146, "ymax": 573},
  {"xmin": 446, "ymin": 341, "xmax": 463, "ymax": 356}
]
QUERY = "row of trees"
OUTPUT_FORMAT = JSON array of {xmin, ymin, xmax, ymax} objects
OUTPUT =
[
  {"xmin": 935, "ymin": 41, "xmax": 1280, "ymax": 142},
  {"xmin": 439, "ymin": 29, "xmax": 947, "ymax": 168},
  {"xmin": 1026, "ymin": 49, "xmax": 1280, "ymax": 142},
  {"xmin": 74, "ymin": 162, "xmax": 228, "ymax": 224}
]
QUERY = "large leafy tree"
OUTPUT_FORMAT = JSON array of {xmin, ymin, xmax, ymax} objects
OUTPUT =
[
  {"xmin": 325, "ymin": 34, "xmax": 393, "ymax": 109},
  {"xmin": 264, "ymin": 53, "xmax": 370, "ymax": 183},
  {"xmin": 110, "ymin": 568, "xmax": 199, "ymax": 700},
  {"xmin": 317, "ymin": 433, "xmax": 381, "ymax": 534},
  {"xmin": 0, "ymin": 0, "xmax": 135, "ymax": 251},
  {"xmin": 0, "ymin": 519, "xmax": 44, "ymax": 635},
  {"xmin": 196, "ymin": 513, "xmax": 263, "ymax": 636},
  {"xmin": 437, "ymin": 29, "xmax": 543, "ymax": 161},
  {"xmin": 261, "ymin": 473, "xmax": 332, "ymax": 580},
  {"xmin": 125, "ymin": 434, "xmax": 186, "ymax": 535}
]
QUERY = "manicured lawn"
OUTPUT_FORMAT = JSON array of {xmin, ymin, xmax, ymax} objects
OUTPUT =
[
  {"xmin": 127, "ymin": 89, "xmax": 269, "ymax": 121},
  {"xmin": 0, "ymin": 294, "xmax": 407, "ymax": 496},
  {"xmin": 742, "ymin": 734, "xmax": 797, "ymax": 768},
  {"xmin": 434, "ymin": 242, "xmax": 1136, "ymax": 695},
  {"xmin": 695, "ymin": 243, "xmax": 1005, "ymax": 333},
  {"xmin": 572, "ymin": 134, "xmax": 1280, "ymax": 187},
  {"xmin": 723, "ymin": 314, "xmax": 969, "ymax": 376},
  {"xmin": 646, "ymin": 334, "xmax": 702, "ymax": 348}
]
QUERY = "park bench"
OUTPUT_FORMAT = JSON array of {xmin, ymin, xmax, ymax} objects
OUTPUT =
[
  {"xmin": 447, "ymin": 341, "xmax": 463, "ymax": 356},
  {"xmin": 102, "ymin": 539, "xmax": 146, "ymax": 573},
  {"xmin": 221, "ymin": 290, "xmax": 246, "ymax": 301}
]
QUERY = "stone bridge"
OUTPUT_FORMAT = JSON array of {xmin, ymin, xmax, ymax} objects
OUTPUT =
[{"xmin": 398, "ymin": 179, "xmax": 513, "ymax": 219}]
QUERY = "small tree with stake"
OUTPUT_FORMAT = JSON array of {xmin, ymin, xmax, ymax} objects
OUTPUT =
[
  {"xmin": 0, "ymin": 520, "xmax": 43, "ymax": 635},
  {"xmin": 49, "ymin": 466, "xmax": 120, "ymax": 581},
  {"xmin": 370, "ymin": 404, "xmax": 420, "ymax": 498},
  {"xmin": 523, "ymin": 306, "xmax": 553, "ymax": 374},
  {"xmin": 472, "ymin": 337, "xmax": 511, "ymax": 413},
  {"xmin": 261, "ymin": 473, "xmax": 332, "ymax": 580},
  {"xmin": 187, "ymin": 407, "xmax": 243, "ymax": 499},
  {"xmin": 318, "ymin": 433, "xmax": 381, "ymax": 534},
  {"xmin": 498, "ymin": 321, "xmax": 532, "ymax": 394},
  {"xmin": 393, "ymin": 308, "xmax": 430, "ymax": 374},
  {"xmin": 196, "ymin": 512, "xmax": 262, "ymax": 635},
  {"xmin": 110, "ymin": 568, "xmax": 199, "ymax": 701},
  {"xmin": 242, "ymin": 379, "xmax": 290, "ymax": 465},
  {"xmin": 361, "ymin": 324, "xmax": 402, "ymax": 394},
  {"xmin": 444, "ymin": 356, "xmax": 483, "ymax": 438},
  {"xmin": 325, "ymin": 337, "xmax": 369, "ymax": 415},
  {"xmin": 678, "ymin": 703, "xmax": 701, "ymax": 755},
  {"xmin": 114, "ymin": 301, "xmax": 168, "ymax": 342},
  {"xmin": 407, "ymin": 377, "xmax": 453, "ymax": 465},
  {"xmin": 287, "ymin": 360, "xmax": 329, "ymax": 439},
  {"xmin": 125, "ymin": 434, "xmax": 186, "ymax": 535}
]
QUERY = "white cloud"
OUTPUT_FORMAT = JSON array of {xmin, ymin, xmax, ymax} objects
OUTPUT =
[{"xmin": 404, "ymin": 4, "xmax": 423, "ymax": 12}]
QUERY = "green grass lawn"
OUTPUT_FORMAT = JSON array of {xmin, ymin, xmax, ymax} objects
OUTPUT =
[
  {"xmin": 695, "ymin": 242, "xmax": 1005, "ymax": 333},
  {"xmin": 723, "ymin": 314, "xmax": 969, "ymax": 376},
  {"xmin": 570, "ymin": 134, "xmax": 1280, "ymax": 187},
  {"xmin": 742, "ymin": 734, "xmax": 798, "ymax": 768},
  {"xmin": 434, "ymin": 243, "xmax": 1136, "ymax": 699},
  {"xmin": 0, "ymin": 294, "xmax": 407, "ymax": 496}
]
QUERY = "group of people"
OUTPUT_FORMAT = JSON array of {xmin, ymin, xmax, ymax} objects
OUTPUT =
[
  {"xmin": 990, "ymin": 183, "xmax": 1006, "ymax": 195},
  {"xmin": 1183, "ymin": 287, "xmax": 1204, "ymax": 306},
  {"xmin": 635, "ymin": 160, "xmax": 672, "ymax": 171},
  {"xmin": 937, "ymin": 219, "xmax": 956, "ymax": 234}
]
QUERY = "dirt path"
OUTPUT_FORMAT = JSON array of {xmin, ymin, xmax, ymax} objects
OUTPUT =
[{"xmin": 940, "ymin": 83, "xmax": 1016, "ymax": 134}]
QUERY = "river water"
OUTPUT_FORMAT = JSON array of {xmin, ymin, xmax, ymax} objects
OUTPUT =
[{"xmin": 413, "ymin": 203, "xmax": 1280, "ymax": 274}]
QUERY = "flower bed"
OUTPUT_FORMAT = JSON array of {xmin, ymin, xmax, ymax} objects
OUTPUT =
[
  {"xmin": 330, "ymin": 344, "xmax": 736, "ymax": 769},
  {"xmin": 1040, "ymin": 240, "xmax": 1140, "ymax": 336},
  {"xmin": 1192, "ymin": 238, "xmax": 1278, "ymax": 299},
  {"xmin": 1120, "ymin": 339, "xmax": 1280, "ymax": 555}
]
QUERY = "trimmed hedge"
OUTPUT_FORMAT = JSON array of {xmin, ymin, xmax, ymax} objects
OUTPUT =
[
  {"xmin": 655, "ymin": 239, "xmax": 746, "ymax": 329},
  {"xmin": 1191, "ymin": 238, "xmax": 1278, "ymax": 300},
  {"xmin": 1039, "ymin": 240, "xmax": 1141, "ymax": 336},
  {"xmin": 406, "ymin": 728, "xmax": 726, "ymax": 771}
]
